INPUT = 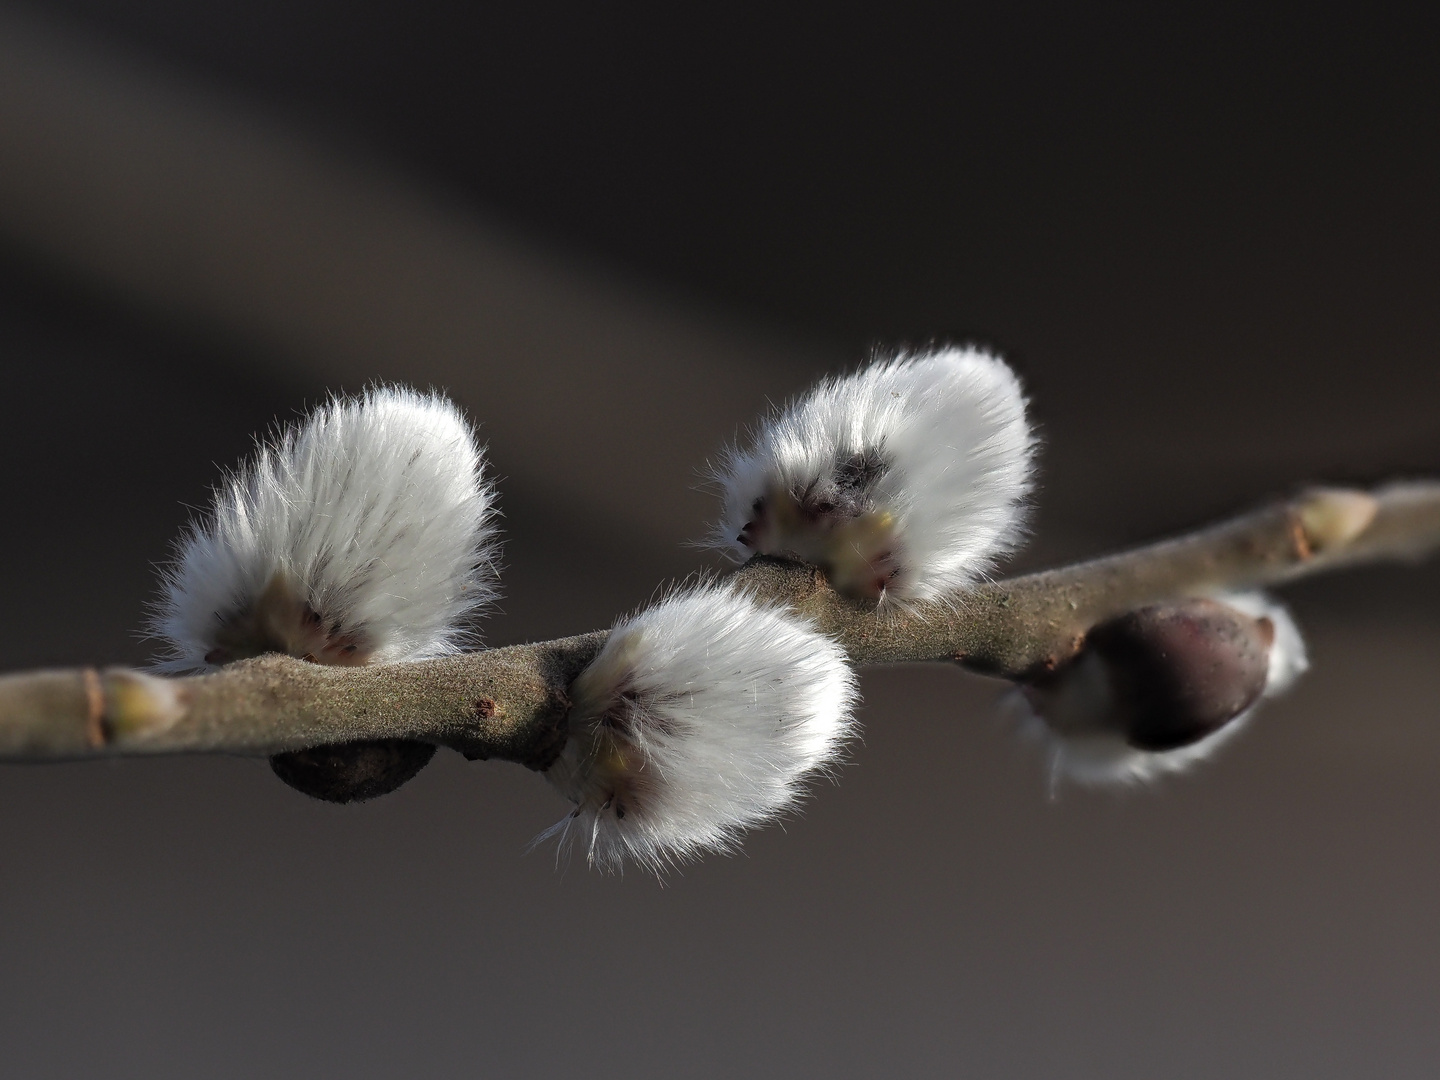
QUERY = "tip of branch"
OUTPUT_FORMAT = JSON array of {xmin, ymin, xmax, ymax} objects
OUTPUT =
[{"xmin": 1298, "ymin": 488, "xmax": 1378, "ymax": 554}]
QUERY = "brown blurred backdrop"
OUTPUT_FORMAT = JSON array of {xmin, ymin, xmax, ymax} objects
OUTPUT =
[{"xmin": 0, "ymin": 4, "xmax": 1437, "ymax": 1077}]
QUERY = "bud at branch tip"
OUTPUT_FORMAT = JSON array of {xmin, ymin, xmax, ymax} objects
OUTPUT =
[{"xmin": 1298, "ymin": 488, "xmax": 1378, "ymax": 554}]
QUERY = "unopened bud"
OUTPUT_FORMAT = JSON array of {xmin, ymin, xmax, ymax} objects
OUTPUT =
[
  {"xmin": 1016, "ymin": 592, "xmax": 1307, "ymax": 787},
  {"xmin": 1298, "ymin": 488, "xmax": 1378, "ymax": 554},
  {"xmin": 1087, "ymin": 599, "xmax": 1273, "ymax": 751},
  {"xmin": 100, "ymin": 669, "xmax": 188, "ymax": 742},
  {"xmin": 270, "ymin": 739, "xmax": 437, "ymax": 804}
]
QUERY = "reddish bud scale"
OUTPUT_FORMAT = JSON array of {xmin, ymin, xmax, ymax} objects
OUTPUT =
[
  {"xmin": 270, "ymin": 739, "xmax": 438, "ymax": 803},
  {"xmin": 1087, "ymin": 599, "xmax": 1274, "ymax": 751}
]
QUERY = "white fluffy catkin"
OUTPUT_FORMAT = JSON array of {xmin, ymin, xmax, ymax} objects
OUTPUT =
[
  {"xmin": 540, "ymin": 585, "xmax": 860, "ymax": 873},
  {"xmin": 710, "ymin": 347, "xmax": 1036, "ymax": 603},
  {"xmin": 151, "ymin": 386, "xmax": 499, "ymax": 672},
  {"xmin": 1020, "ymin": 591, "xmax": 1308, "ymax": 788}
]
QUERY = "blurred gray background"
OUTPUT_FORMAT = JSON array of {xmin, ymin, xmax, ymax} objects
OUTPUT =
[{"xmin": 0, "ymin": 4, "xmax": 1437, "ymax": 1077}]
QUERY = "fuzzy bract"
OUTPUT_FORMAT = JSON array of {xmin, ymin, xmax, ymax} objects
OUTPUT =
[
  {"xmin": 540, "ymin": 585, "xmax": 860, "ymax": 873},
  {"xmin": 151, "ymin": 386, "xmax": 499, "ymax": 672},
  {"xmin": 1018, "ymin": 590, "xmax": 1308, "ymax": 787},
  {"xmin": 709, "ymin": 347, "xmax": 1036, "ymax": 603}
]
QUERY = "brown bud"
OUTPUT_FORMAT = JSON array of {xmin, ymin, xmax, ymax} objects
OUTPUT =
[
  {"xmin": 1086, "ymin": 598, "xmax": 1273, "ymax": 751},
  {"xmin": 270, "ymin": 739, "xmax": 437, "ymax": 803},
  {"xmin": 1023, "ymin": 597, "xmax": 1276, "ymax": 756}
]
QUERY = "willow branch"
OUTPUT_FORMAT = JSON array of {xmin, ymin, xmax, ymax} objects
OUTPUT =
[{"xmin": 2, "ymin": 482, "xmax": 1436, "ymax": 767}]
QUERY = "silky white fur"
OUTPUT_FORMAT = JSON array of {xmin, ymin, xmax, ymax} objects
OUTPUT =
[
  {"xmin": 1019, "ymin": 590, "xmax": 1308, "ymax": 788},
  {"xmin": 710, "ymin": 347, "xmax": 1036, "ymax": 603},
  {"xmin": 540, "ymin": 585, "xmax": 860, "ymax": 873},
  {"xmin": 151, "ymin": 386, "xmax": 499, "ymax": 672}
]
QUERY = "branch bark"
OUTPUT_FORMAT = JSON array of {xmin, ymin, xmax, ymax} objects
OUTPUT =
[{"xmin": 2, "ymin": 482, "xmax": 1436, "ymax": 767}]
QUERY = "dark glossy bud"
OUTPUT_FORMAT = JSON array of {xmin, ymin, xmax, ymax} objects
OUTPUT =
[
  {"xmin": 270, "ymin": 739, "xmax": 437, "ymax": 803},
  {"xmin": 1086, "ymin": 598, "xmax": 1273, "ymax": 751}
]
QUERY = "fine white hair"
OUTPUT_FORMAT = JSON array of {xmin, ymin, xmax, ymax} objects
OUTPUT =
[
  {"xmin": 151, "ymin": 386, "xmax": 499, "ymax": 672},
  {"xmin": 540, "ymin": 584, "xmax": 860, "ymax": 874},
  {"xmin": 709, "ymin": 346, "xmax": 1036, "ymax": 603},
  {"xmin": 1019, "ymin": 590, "xmax": 1308, "ymax": 788}
]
